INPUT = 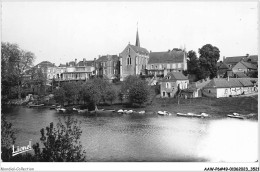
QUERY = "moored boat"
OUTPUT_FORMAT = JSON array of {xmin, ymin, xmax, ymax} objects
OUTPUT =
[
  {"xmin": 177, "ymin": 112, "xmax": 208, "ymax": 118},
  {"xmin": 28, "ymin": 104, "xmax": 44, "ymax": 108},
  {"xmin": 117, "ymin": 109, "xmax": 124, "ymax": 113},
  {"xmin": 138, "ymin": 110, "xmax": 145, "ymax": 114},
  {"xmin": 49, "ymin": 105, "xmax": 57, "ymax": 109},
  {"xmin": 176, "ymin": 112, "xmax": 187, "ymax": 116},
  {"xmin": 227, "ymin": 113, "xmax": 244, "ymax": 119},
  {"xmin": 158, "ymin": 111, "xmax": 172, "ymax": 116},
  {"xmin": 77, "ymin": 109, "xmax": 88, "ymax": 113},
  {"xmin": 56, "ymin": 108, "xmax": 66, "ymax": 113}
]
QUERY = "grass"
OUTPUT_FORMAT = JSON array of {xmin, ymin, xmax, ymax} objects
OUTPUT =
[{"xmin": 98, "ymin": 96, "xmax": 258, "ymax": 120}]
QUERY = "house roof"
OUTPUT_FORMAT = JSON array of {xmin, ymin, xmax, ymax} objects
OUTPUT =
[
  {"xmin": 224, "ymin": 56, "xmax": 246, "ymax": 64},
  {"xmin": 247, "ymin": 55, "xmax": 258, "ymax": 63},
  {"xmin": 234, "ymin": 72, "xmax": 248, "ymax": 78},
  {"xmin": 148, "ymin": 50, "xmax": 185, "ymax": 64},
  {"xmin": 129, "ymin": 44, "xmax": 149, "ymax": 55},
  {"xmin": 218, "ymin": 62, "xmax": 230, "ymax": 69},
  {"xmin": 162, "ymin": 72, "xmax": 188, "ymax": 82},
  {"xmin": 78, "ymin": 60, "xmax": 94, "ymax": 66},
  {"xmin": 239, "ymin": 61, "xmax": 257, "ymax": 70},
  {"xmin": 96, "ymin": 55, "xmax": 119, "ymax": 62},
  {"xmin": 204, "ymin": 78, "xmax": 258, "ymax": 88}
]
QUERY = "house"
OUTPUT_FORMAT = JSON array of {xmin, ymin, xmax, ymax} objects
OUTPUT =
[
  {"xmin": 232, "ymin": 61, "xmax": 257, "ymax": 74},
  {"xmin": 202, "ymin": 78, "xmax": 258, "ymax": 98},
  {"xmin": 147, "ymin": 49, "xmax": 187, "ymax": 77},
  {"xmin": 182, "ymin": 79, "xmax": 211, "ymax": 98},
  {"xmin": 35, "ymin": 61, "xmax": 57, "ymax": 80},
  {"xmin": 94, "ymin": 55, "xmax": 120, "ymax": 81},
  {"xmin": 223, "ymin": 56, "xmax": 247, "ymax": 68},
  {"xmin": 247, "ymin": 55, "xmax": 258, "ymax": 66},
  {"xmin": 160, "ymin": 72, "xmax": 189, "ymax": 98},
  {"xmin": 217, "ymin": 61, "xmax": 230, "ymax": 78},
  {"xmin": 223, "ymin": 54, "xmax": 258, "ymax": 68},
  {"xmin": 119, "ymin": 29, "xmax": 149, "ymax": 81},
  {"xmin": 57, "ymin": 58, "xmax": 95, "ymax": 81}
]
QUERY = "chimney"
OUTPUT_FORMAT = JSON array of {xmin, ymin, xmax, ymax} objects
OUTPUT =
[
  {"xmin": 246, "ymin": 54, "xmax": 249, "ymax": 57},
  {"xmin": 75, "ymin": 58, "xmax": 77, "ymax": 65},
  {"xmin": 150, "ymin": 50, "xmax": 152, "ymax": 53},
  {"xmin": 168, "ymin": 49, "xmax": 171, "ymax": 52},
  {"xmin": 223, "ymin": 56, "xmax": 226, "ymax": 62},
  {"xmin": 83, "ymin": 58, "xmax": 86, "ymax": 62},
  {"xmin": 94, "ymin": 58, "xmax": 96, "ymax": 61}
]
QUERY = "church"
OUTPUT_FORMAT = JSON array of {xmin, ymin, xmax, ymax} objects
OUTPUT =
[{"xmin": 119, "ymin": 29, "xmax": 149, "ymax": 81}]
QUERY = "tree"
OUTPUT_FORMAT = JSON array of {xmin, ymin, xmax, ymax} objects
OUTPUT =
[
  {"xmin": 33, "ymin": 116, "xmax": 86, "ymax": 162},
  {"xmin": 1, "ymin": 42, "xmax": 35, "ymax": 99},
  {"xmin": 120, "ymin": 75, "xmax": 140, "ymax": 94},
  {"xmin": 128, "ymin": 80, "xmax": 150, "ymax": 106},
  {"xmin": 80, "ymin": 81, "xmax": 102, "ymax": 111},
  {"xmin": 187, "ymin": 50, "xmax": 200, "ymax": 75},
  {"xmin": 61, "ymin": 82, "xmax": 81, "ymax": 105},
  {"xmin": 198, "ymin": 44, "xmax": 220, "ymax": 79},
  {"xmin": 105, "ymin": 86, "xmax": 117, "ymax": 105},
  {"xmin": 118, "ymin": 91, "xmax": 124, "ymax": 105},
  {"xmin": 1, "ymin": 116, "xmax": 16, "ymax": 161},
  {"xmin": 30, "ymin": 67, "xmax": 47, "ymax": 95},
  {"xmin": 53, "ymin": 87, "xmax": 66, "ymax": 106}
]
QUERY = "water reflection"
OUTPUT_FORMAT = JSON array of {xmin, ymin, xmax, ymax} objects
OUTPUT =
[{"xmin": 2, "ymin": 106, "xmax": 258, "ymax": 162}]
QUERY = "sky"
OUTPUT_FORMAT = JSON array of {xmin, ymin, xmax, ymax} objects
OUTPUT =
[{"xmin": 1, "ymin": 1, "xmax": 259, "ymax": 66}]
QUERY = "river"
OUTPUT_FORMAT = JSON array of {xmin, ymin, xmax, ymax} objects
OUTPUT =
[{"xmin": 2, "ymin": 106, "xmax": 258, "ymax": 162}]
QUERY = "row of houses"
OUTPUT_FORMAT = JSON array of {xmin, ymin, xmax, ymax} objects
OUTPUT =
[
  {"xmin": 160, "ymin": 71, "xmax": 257, "ymax": 99},
  {"xmin": 217, "ymin": 54, "xmax": 258, "ymax": 78},
  {"xmin": 32, "ymin": 28, "xmax": 188, "ymax": 83},
  {"xmin": 29, "ymin": 28, "xmax": 258, "ymax": 99}
]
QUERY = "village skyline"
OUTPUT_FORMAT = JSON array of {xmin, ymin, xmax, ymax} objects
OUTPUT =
[{"xmin": 2, "ymin": 1, "xmax": 258, "ymax": 65}]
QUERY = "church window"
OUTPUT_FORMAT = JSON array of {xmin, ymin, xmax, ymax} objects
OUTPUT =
[{"xmin": 127, "ymin": 55, "xmax": 132, "ymax": 65}]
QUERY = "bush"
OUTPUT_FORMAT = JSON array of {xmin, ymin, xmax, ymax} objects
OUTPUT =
[
  {"xmin": 128, "ymin": 80, "xmax": 150, "ymax": 106},
  {"xmin": 105, "ymin": 86, "xmax": 117, "ymax": 105},
  {"xmin": 33, "ymin": 116, "xmax": 86, "ymax": 162}
]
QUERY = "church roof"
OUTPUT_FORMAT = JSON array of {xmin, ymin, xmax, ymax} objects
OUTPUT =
[
  {"xmin": 135, "ymin": 29, "xmax": 140, "ymax": 47},
  {"xmin": 148, "ymin": 50, "xmax": 185, "ymax": 64},
  {"xmin": 129, "ymin": 44, "xmax": 149, "ymax": 55}
]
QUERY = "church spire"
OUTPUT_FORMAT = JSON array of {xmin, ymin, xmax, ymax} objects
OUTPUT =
[{"xmin": 135, "ymin": 23, "xmax": 140, "ymax": 47}]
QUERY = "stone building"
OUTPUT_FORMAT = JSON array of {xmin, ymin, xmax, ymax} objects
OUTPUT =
[
  {"xmin": 160, "ymin": 72, "xmax": 189, "ymax": 98},
  {"xmin": 119, "ymin": 29, "xmax": 149, "ymax": 81},
  {"xmin": 94, "ymin": 55, "xmax": 120, "ymax": 81},
  {"xmin": 147, "ymin": 49, "xmax": 187, "ymax": 77}
]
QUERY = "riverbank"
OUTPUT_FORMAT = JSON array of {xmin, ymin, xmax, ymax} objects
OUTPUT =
[{"xmin": 98, "ymin": 96, "xmax": 258, "ymax": 120}]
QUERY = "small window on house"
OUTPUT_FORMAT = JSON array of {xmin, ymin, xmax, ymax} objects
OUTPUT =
[
  {"xmin": 163, "ymin": 92, "xmax": 166, "ymax": 97},
  {"xmin": 155, "ymin": 66, "xmax": 158, "ymax": 69},
  {"xmin": 151, "ymin": 65, "xmax": 154, "ymax": 69},
  {"xmin": 208, "ymin": 90, "xmax": 211, "ymax": 93}
]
